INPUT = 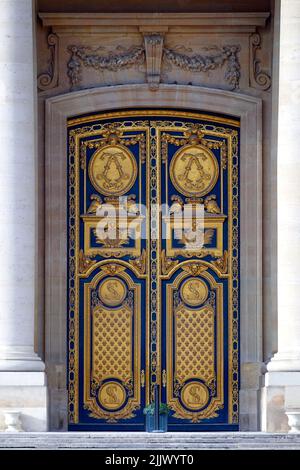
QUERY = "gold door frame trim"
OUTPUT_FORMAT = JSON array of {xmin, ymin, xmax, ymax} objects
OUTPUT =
[{"xmin": 68, "ymin": 110, "xmax": 240, "ymax": 128}]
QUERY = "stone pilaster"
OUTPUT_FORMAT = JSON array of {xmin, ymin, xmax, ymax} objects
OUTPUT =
[
  {"xmin": 262, "ymin": 0, "xmax": 300, "ymax": 433},
  {"xmin": 0, "ymin": 0, "xmax": 47, "ymax": 431}
]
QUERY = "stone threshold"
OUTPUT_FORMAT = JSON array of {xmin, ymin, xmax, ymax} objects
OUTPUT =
[{"xmin": 0, "ymin": 432, "xmax": 300, "ymax": 449}]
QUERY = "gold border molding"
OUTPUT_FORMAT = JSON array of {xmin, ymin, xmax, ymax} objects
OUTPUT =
[{"xmin": 68, "ymin": 110, "xmax": 240, "ymax": 128}]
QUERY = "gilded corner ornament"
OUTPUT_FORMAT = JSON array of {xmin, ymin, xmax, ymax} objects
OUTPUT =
[
  {"xmin": 161, "ymin": 249, "xmax": 179, "ymax": 275},
  {"xmin": 182, "ymin": 263, "xmax": 208, "ymax": 276},
  {"xmin": 129, "ymin": 249, "xmax": 147, "ymax": 275},
  {"xmin": 87, "ymin": 194, "xmax": 103, "ymax": 214},
  {"xmin": 78, "ymin": 249, "xmax": 96, "ymax": 274},
  {"xmin": 212, "ymin": 250, "xmax": 228, "ymax": 274},
  {"xmin": 204, "ymin": 195, "xmax": 221, "ymax": 214}
]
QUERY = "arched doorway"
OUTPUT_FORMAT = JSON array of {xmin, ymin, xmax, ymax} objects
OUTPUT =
[{"xmin": 45, "ymin": 85, "xmax": 262, "ymax": 431}]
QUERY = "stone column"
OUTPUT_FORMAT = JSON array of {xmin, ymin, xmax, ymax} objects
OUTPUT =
[
  {"xmin": 262, "ymin": 0, "xmax": 300, "ymax": 433},
  {"xmin": 0, "ymin": 0, "xmax": 47, "ymax": 431}
]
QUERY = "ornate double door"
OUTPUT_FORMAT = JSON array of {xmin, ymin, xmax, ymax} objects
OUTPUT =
[{"xmin": 67, "ymin": 110, "xmax": 240, "ymax": 431}]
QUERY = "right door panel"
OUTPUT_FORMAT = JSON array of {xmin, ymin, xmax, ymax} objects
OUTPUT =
[{"xmin": 159, "ymin": 115, "xmax": 240, "ymax": 430}]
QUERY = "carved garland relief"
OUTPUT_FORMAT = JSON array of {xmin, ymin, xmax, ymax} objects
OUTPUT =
[
  {"xmin": 37, "ymin": 40, "xmax": 272, "ymax": 92},
  {"xmin": 66, "ymin": 41, "xmax": 242, "ymax": 90}
]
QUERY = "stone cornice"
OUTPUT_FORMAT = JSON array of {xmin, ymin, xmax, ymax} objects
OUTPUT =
[{"xmin": 38, "ymin": 12, "xmax": 270, "ymax": 34}]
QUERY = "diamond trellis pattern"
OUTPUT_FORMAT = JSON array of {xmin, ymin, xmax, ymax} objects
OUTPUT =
[
  {"xmin": 92, "ymin": 306, "xmax": 132, "ymax": 382},
  {"xmin": 175, "ymin": 305, "xmax": 214, "ymax": 382}
]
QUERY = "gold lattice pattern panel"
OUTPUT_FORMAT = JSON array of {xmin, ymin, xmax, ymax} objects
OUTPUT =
[
  {"xmin": 92, "ymin": 306, "xmax": 132, "ymax": 382},
  {"xmin": 175, "ymin": 305, "xmax": 214, "ymax": 382}
]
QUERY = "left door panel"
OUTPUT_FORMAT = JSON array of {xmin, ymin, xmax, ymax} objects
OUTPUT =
[{"xmin": 67, "ymin": 116, "xmax": 149, "ymax": 430}]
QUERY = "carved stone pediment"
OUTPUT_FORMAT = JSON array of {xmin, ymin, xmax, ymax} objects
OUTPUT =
[{"xmin": 38, "ymin": 12, "xmax": 271, "ymax": 93}]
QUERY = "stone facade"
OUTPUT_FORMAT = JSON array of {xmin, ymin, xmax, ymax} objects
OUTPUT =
[{"xmin": 0, "ymin": 0, "xmax": 299, "ymax": 435}]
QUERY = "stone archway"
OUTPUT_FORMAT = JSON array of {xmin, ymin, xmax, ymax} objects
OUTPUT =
[{"xmin": 45, "ymin": 84, "xmax": 262, "ymax": 430}]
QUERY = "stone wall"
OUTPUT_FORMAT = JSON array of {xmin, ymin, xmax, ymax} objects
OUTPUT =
[{"xmin": 36, "ymin": 3, "xmax": 277, "ymax": 431}]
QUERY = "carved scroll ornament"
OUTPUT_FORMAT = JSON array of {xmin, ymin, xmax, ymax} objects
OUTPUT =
[
  {"xmin": 250, "ymin": 33, "xmax": 271, "ymax": 91},
  {"xmin": 38, "ymin": 33, "xmax": 59, "ymax": 91}
]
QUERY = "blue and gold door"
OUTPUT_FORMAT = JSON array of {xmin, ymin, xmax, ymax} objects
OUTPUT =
[{"xmin": 67, "ymin": 110, "xmax": 240, "ymax": 431}]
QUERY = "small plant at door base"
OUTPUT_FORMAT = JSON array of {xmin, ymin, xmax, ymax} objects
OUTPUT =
[{"xmin": 143, "ymin": 403, "xmax": 171, "ymax": 415}]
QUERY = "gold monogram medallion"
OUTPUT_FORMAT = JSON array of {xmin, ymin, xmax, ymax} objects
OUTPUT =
[
  {"xmin": 181, "ymin": 382, "xmax": 209, "ymax": 410},
  {"xmin": 89, "ymin": 145, "xmax": 137, "ymax": 196},
  {"xmin": 170, "ymin": 144, "xmax": 219, "ymax": 197},
  {"xmin": 98, "ymin": 277, "xmax": 127, "ymax": 306},
  {"xmin": 98, "ymin": 381, "xmax": 126, "ymax": 410},
  {"xmin": 180, "ymin": 277, "xmax": 208, "ymax": 306}
]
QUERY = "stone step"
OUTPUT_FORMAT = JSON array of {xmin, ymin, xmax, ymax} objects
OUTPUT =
[{"xmin": 0, "ymin": 432, "xmax": 300, "ymax": 449}]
